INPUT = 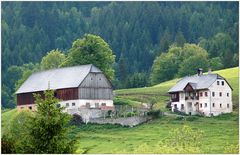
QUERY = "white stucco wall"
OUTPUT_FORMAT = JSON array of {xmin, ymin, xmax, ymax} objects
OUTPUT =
[{"xmin": 59, "ymin": 99, "xmax": 114, "ymax": 112}]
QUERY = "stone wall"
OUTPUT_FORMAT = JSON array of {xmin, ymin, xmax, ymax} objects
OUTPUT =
[{"xmin": 89, "ymin": 116, "xmax": 152, "ymax": 127}]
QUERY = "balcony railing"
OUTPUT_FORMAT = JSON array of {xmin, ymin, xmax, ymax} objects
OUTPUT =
[{"xmin": 185, "ymin": 96, "xmax": 199, "ymax": 100}]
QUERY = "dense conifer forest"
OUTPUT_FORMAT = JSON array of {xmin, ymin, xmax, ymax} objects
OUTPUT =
[{"xmin": 1, "ymin": 2, "xmax": 239, "ymax": 108}]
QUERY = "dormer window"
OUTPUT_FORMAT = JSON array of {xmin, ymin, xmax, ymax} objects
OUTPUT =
[
  {"xmin": 222, "ymin": 81, "xmax": 224, "ymax": 85},
  {"xmin": 217, "ymin": 81, "xmax": 220, "ymax": 85}
]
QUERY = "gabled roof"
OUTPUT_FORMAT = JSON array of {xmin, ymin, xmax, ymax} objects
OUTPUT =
[
  {"xmin": 16, "ymin": 64, "xmax": 102, "ymax": 94},
  {"xmin": 168, "ymin": 73, "xmax": 232, "ymax": 93}
]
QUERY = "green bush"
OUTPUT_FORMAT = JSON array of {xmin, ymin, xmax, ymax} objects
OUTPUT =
[
  {"xmin": 175, "ymin": 116, "xmax": 185, "ymax": 121},
  {"xmin": 147, "ymin": 110, "xmax": 161, "ymax": 118}
]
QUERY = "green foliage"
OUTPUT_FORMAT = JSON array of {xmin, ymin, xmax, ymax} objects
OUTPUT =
[
  {"xmin": 125, "ymin": 72, "xmax": 148, "ymax": 88},
  {"xmin": 150, "ymin": 43, "xmax": 209, "ymax": 84},
  {"xmin": 185, "ymin": 116, "xmax": 199, "ymax": 121},
  {"xmin": 27, "ymin": 90, "xmax": 76, "ymax": 153},
  {"xmin": 62, "ymin": 34, "xmax": 116, "ymax": 80},
  {"xmin": 40, "ymin": 49, "xmax": 66, "ymax": 70},
  {"xmin": 224, "ymin": 143, "xmax": 239, "ymax": 154},
  {"xmin": 147, "ymin": 109, "xmax": 161, "ymax": 118},
  {"xmin": 209, "ymin": 57, "xmax": 224, "ymax": 70}
]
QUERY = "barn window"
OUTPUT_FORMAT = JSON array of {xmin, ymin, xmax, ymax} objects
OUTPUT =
[
  {"xmin": 101, "ymin": 103, "xmax": 106, "ymax": 106},
  {"xmin": 91, "ymin": 78, "xmax": 93, "ymax": 80},
  {"xmin": 227, "ymin": 93, "xmax": 229, "ymax": 97},
  {"xmin": 200, "ymin": 92, "xmax": 203, "ymax": 97},
  {"xmin": 219, "ymin": 92, "xmax": 222, "ymax": 97},
  {"xmin": 66, "ymin": 103, "xmax": 69, "ymax": 107},
  {"xmin": 212, "ymin": 92, "xmax": 215, "ymax": 97},
  {"xmin": 200, "ymin": 103, "xmax": 202, "ymax": 108},
  {"xmin": 95, "ymin": 103, "xmax": 99, "ymax": 108},
  {"xmin": 86, "ymin": 103, "xmax": 90, "ymax": 108},
  {"xmin": 220, "ymin": 103, "xmax": 222, "ymax": 108},
  {"xmin": 222, "ymin": 81, "xmax": 224, "ymax": 85},
  {"xmin": 72, "ymin": 103, "xmax": 75, "ymax": 106},
  {"xmin": 212, "ymin": 103, "xmax": 215, "ymax": 107},
  {"xmin": 99, "ymin": 78, "xmax": 101, "ymax": 80},
  {"xmin": 29, "ymin": 106, "xmax": 32, "ymax": 110},
  {"xmin": 205, "ymin": 103, "xmax": 207, "ymax": 107},
  {"xmin": 205, "ymin": 92, "xmax": 208, "ymax": 97},
  {"xmin": 227, "ymin": 104, "xmax": 229, "ymax": 108},
  {"xmin": 217, "ymin": 81, "xmax": 220, "ymax": 85}
]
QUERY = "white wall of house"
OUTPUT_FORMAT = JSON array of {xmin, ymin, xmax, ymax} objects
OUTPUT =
[{"xmin": 208, "ymin": 79, "xmax": 232, "ymax": 116}]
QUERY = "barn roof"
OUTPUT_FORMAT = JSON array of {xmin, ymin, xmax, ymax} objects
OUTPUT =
[
  {"xmin": 16, "ymin": 64, "xmax": 102, "ymax": 94},
  {"xmin": 168, "ymin": 73, "xmax": 231, "ymax": 93}
]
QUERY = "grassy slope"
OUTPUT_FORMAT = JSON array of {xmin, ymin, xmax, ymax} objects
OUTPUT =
[
  {"xmin": 1, "ymin": 67, "xmax": 239, "ymax": 153},
  {"xmin": 115, "ymin": 67, "xmax": 239, "ymax": 111}
]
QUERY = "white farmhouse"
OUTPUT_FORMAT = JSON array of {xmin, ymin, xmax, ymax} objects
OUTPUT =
[{"xmin": 168, "ymin": 69, "xmax": 233, "ymax": 116}]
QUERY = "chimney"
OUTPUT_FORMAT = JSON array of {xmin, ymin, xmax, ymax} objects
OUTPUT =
[
  {"xmin": 208, "ymin": 68, "xmax": 212, "ymax": 74},
  {"xmin": 197, "ymin": 68, "xmax": 203, "ymax": 76}
]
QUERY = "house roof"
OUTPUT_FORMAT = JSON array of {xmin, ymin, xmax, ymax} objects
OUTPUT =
[
  {"xmin": 168, "ymin": 73, "xmax": 232, "ymax": 93},
  {"xmin": 16, "ymin": 64, "xmax": 102, "ymax": 94}
]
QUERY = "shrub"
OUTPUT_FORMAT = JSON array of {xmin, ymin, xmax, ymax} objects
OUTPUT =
[
  {"xmin": 147, "ymin": 110, "xmax": 161, "ymax": 118},
  {"xmin": 70, "ymin": 114, "xmax": 83, "ymax": 126},
  {"xmin": 1, "ymin": 135, "xmax": 15, "ymax": 153},
  {"xmin": 175, "ymin": 116, "xmax": 185, "ymax": 121},
  {"xmin": 126, "ymin": 112, "xmax": 135, "ymax": 117}
]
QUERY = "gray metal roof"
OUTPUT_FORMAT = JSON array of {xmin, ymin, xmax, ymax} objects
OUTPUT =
[
  {"xmin": 168, "ymin": 74, "xmax": 225, "ymax": 93},
  {"xmin": 16, "ymin": 64, "xmax": 102, "ymax": 94}
]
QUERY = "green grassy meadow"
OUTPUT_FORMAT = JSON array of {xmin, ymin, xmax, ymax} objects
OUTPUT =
[{"xmin": 1, "ymin": 67, "xmax": 239, "ymax": 153}]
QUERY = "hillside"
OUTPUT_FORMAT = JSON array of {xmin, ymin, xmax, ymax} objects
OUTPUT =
[{"xmin": 115, "ymin": 67, "xmax": 239, "ymax": 111}]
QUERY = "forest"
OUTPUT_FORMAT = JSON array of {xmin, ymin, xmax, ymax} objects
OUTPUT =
[{"xmin": 1, "ymin": 1, "xmax": 239, "ymax": 108}]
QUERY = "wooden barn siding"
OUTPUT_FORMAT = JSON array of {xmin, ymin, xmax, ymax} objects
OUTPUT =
[
  {"xmin": 17, "ymin": 88, "xmax": 78, "ymax": 105},
  {"xmin": 184, "ymin": 84, "xmax": 194, "ymax": 92},
  {"xmin": 17, "ymin": 91, "xmax": 44, "ymax": 106},
  {"xmin": 79, "ymin": 73, "xmax": 113, "ymax": 99}
]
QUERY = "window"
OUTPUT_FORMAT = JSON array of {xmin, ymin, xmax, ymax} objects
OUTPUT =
[
  {"xmin": 66, "ymin": 103, "xmax": 69, "ymax": 107},
  {"xmin": 86, "ymin": 103, "xmax": 90, "ymax": 108},
  {"xmin": 219, "ymin": 92, "xmax": 222, "ymax": 97},
  {"xmin": 205, "ymin": 92, "xmax": 208, "ymax": 97},
  {"xmin": 99, "ymin": 78, "xmax": 101, "ymax": 80},
  {"xmin": 227, "ymin": 93, "xmax": 229, "ymax": 97},
  {"xmin": 220, "ymin": 103, "xmax": 222, "ymax": 108},
  {"xmin": 101, "ymin": 103, "xmax": 106, "ymax": 106},
  {"xmin": 212, "ymin": 103, "xmax": 215, "ymax": 107},
  {"xmin": 95, "ymin": 103, "xmax": 99, "ymax": 108},
  {"xmin": 200, "ymin": 92, "xmax": 203, "ymax": 97},
  {"xmin": 222, "ymin": 81, "xmax": 224, "ymax": 85},
  {"xmin": 227, "ymin": 104, "xmax": 230, "ymax": 108},
  {"xmin": 217, "ymin": 81, "xmax": 220, "ymax": 85},
  {"xmin": 212, "ymin": 92, "xmax": 215, "ymax": 97},
  {"xmin": 200, "ymin": 103, "xmax": 202, "ymax": 108},
  {"xmin": 205, "ymin": 103, "xmax": 207, "ymax": 107},
  {"xmin": 72, "ymin": 103, "xmax": 75, "ymax": 106},
  {"xmin": 181, "ymin": 104, "xmax": 184, "ymax": 110},
  {"xmin": 29, "ymin": 106, "xmax": 32, "ymax": 110}
]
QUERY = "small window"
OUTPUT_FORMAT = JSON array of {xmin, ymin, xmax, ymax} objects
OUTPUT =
[
  {"xmin": 212, "ymin": 103, "xmax": 215, "ymax": 107},
  {"xmin": 181, "ymin": 104, "xmax": 184, "ymax": 110},
  {"xmin": 72, "ymin": 103, "xmax": 75, "ymax": 106},
  {"xmin": 217, "ymin": 81, "xmax": 220, "ymax": 85},
  {"xmin": 95, "ymin": 103, "xmax": 99, "ymax": 108},
  {"xmin": 91, "ymin": 78, "xmax": 93, "ymax": 80},
  {"xmin": 66, "ymin": 103, "xmax": 69, "ymax": 107},
  {"xmin": 200, "ymin": 92, "xmax": 203, "ymax": 97},
  {"xmin": 86, "ymin": 103, "xmax": 90, "ymax": 108},
  {"xmin": 99, "ymin": 78, "xmax": 101, "ymax": 80},
  {"xmin": 222, "ymin": 81, "xmax": 224, "ymax": 85},
  {"xmin": 227, "ymin": 93, "xmax": 229, "ymax": 97},
  {"xmin": 205, "ymin": 103, "xmax": 207, "ymax": 107},
  {"xmin": 212, "ymin": 92, "xmax": 215, "ymax": 97},
  {"xmin": 219, "ymin": 92, "xmax": 222, "ymax": 97},
  {"xmin": 29, "ymin": 106, "xmax": 32, "ymax": 110},
  {"xmin": 200, "ymin": 103, "xmax": 202, "ymax": 108},
  {"xmin": 227, "ymin": 104, "xmax": 230, "ymax": 108},
  {"xmin": 220, "ymin": 103, "xmax": 222, "ymax": 108},
  {"xmin": 205, "ymin": 92, "xmax": 208, "ymax": 97},
  {"xmin": 101, "ymin": 103, "xmax": 106, "ymax": 106}
]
